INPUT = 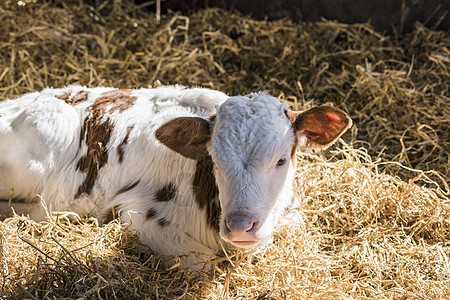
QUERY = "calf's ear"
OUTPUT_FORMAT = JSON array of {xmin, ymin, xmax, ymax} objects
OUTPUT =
[
  {"xmin": 286, "ymin": 106, "xmax": 352, "ymax": 149},
  {"xmin": 155, "ymin": 117, "xmax": 212, "ymax": 160}
]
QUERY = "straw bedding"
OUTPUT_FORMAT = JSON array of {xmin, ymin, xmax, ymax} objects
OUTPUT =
[{"xmin": 0, "ymin": 0, "xmax": 449, "ymax": 298}]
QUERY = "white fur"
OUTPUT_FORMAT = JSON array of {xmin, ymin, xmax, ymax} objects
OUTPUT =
[{"xmin": 0, "ymin": 85, "xmax": 309, "ymax": 268}]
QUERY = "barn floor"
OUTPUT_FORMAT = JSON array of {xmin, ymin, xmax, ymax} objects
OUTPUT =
[{"xmin": 0, "ymin": 0, "xmax": 449, "ymax": 298}]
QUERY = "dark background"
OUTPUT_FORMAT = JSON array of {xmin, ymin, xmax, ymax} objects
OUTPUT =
[{"xmin": 152, "ymin": 0, "xmax": 450, "ymax": 33}]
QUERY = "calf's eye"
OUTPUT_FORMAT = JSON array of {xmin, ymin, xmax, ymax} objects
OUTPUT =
[{"xmin": 276, "ymin": 157, "xmax": 287, "ymax": 167}]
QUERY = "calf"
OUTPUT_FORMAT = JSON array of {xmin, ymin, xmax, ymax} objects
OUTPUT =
[{"xmin": 0, "ymin": 85, "xmax": 351, "ymax": 267}]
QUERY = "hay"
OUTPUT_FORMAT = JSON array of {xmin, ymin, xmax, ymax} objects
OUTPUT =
[
  {"xmin": 0, "ymin": 0, "xmax": 449, "ymax": 298},
  {"xmin": 1, "ymin": 147, "xmax": 449, "ymax": 298}
]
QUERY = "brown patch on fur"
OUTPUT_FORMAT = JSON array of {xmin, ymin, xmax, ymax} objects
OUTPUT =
[
  {"xmin": 117, "ymin": 125, "xmax": 134, "ymax": 163},
  {"xmin": 116, "ymin": 180, "xmax": 140, "ymax": 196},
  {"xmin": 56, "ymin": 92, "xmax": 71, "ymax": 103},
  {"xmin": 74, "ymin": 89, "xmax": 137, "ymax": 198},
  {"xmin": 71, "ymin": 91, "xmax": 89, "ymax": 105},
  {"xmin": 193, "ymin": 156, "xmax": 221, "ymax": 231},
  {"xmin": 75, "ymin": 117, "xmax": 114, "ymax": 198},
  {"xmin": 57, "ymin": 91, "xmax": 89, "ymax": 106},
  {"xmin": 92, "ymin": 89, "xmax": 137, "ymax": 114},
  {"xmin": 155, "ymin": 183, "xmax": 177, "ymax": 202}
]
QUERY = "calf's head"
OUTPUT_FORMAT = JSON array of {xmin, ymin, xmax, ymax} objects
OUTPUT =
[{"xmin": 156, "ymin": 92, "xmax": 351, "ymax": 248}]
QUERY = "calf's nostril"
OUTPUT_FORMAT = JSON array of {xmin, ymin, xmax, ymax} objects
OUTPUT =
[
  {"xmin": 225, "ymin": 215, "xmax": 259, "ymax": 235},
  {"xmin": 245, "ymin": 220, "xmax": 257, "ymax": 233}
]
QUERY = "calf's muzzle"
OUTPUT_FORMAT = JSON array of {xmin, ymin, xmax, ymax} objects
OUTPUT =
[{"xmin": 224, "ymin": 213, "xmax": 261, "ymax": 247}]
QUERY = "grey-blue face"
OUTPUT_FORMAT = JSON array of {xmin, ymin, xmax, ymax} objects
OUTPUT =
[{"xmin": 209, "ymin": 93, "xmax": 297, "ymax": 248}]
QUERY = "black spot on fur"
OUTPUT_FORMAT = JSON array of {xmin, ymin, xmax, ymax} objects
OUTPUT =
[
  {"xmin": 193, "ymin": 156, "xmax": 221, "ymax": 232},
  {"xmin": 116, "ymin": 180, "xmax": 140, "ymax": 196},
  {"xmin": 146, "ymin": 208, "xmax": 157, "ymax": 220},
  {"xmin": 157, "ymin": 218, "xmax": 170, "ymax": 227},
  {"xmin": 155, "ymin": 183, "xmax": 177, "ymax": 202},
  {"xmin": 117, "ymin": 125, "xmax": 134, "ymax": 163}
]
